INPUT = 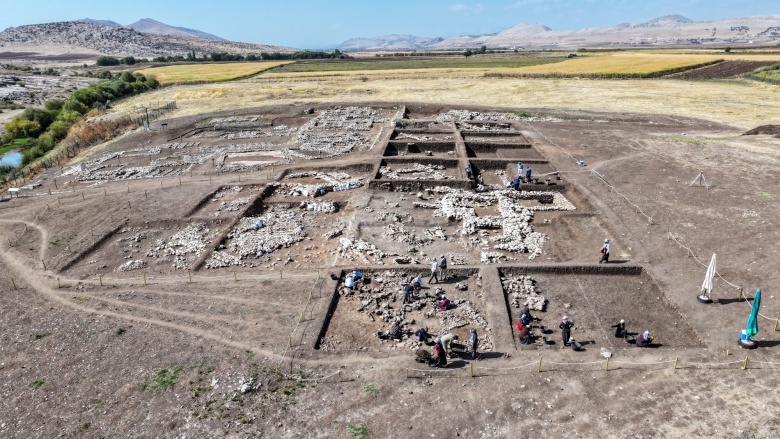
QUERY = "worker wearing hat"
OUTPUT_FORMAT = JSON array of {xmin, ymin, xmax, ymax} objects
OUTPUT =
[
  {"xmin": 599, "ymin": 238, "xmax": 610, "ymax": 263},
  {"xmin": 559, "ymin": 315, "xmax": 574, "ymax": 346}
]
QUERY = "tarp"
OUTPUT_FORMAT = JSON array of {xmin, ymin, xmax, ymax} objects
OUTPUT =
[
  {"xmin": 746, "ymin": 289, "xmax": 762, "ymax": 339},
  {"xmin": 701, "ymin": 254, "xmax": 716, "ymax": 297}
]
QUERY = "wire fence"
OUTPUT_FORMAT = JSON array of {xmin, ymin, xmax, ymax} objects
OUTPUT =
[{"xmin": 405, "ymin": 353, "xmax": 780, "ymax": 379}]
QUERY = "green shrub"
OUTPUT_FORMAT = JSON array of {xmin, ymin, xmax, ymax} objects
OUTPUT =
[{"xmin": 96, "ymin": 56, "xmax": 120, "ymax": 66}]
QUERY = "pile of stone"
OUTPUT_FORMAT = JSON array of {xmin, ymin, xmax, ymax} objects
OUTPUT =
[
  {"xmin": 294, "ymin": 132, "xmax": 371, "ymax": 158},
  {"xmin": 115, "ymin": 260, "xmax": 147, "ymax": 272},
  {"xmin": 379, "ymin": 163, "xmax": 453, "ymax": 180},
  {"xmin": 501, "ymin": 275, "xmax": 547, "ymax": 311},
  {"xmin": 205, "ymin": 251, "xmax": 243, "ymax": 269},
  {"xmin": 384, "ymin": 223, "xmax": 433, "ymax": 247},
  {"xmin": 146, "ymin": 222, "xmax": 216, "ymax": 270},
  {"xmin": 338, "ymin": 236, "xmax": 396, "ymax": 265},
  {"xmin": 338, "ymin": 270, "xmax": 494, "ymax": 351},
  {"xmin": 323, "ymin": 222, "xmax": 346, "ymax": 239},
  {"xmin": 229, "ymin": 209, "xmax": 306, "ymax": 258},
  {"xmin": 209, "ymin": 115, "xmax": 261, "ymax": 125},
  {"xmin": 304, "ymin": 200, "xmax": 338, "ymax": 213},
  {"xmin": 436, "ymin": 110, "xmax": 520, "ymax": 122},
  {"xmin": 395, "ymin": 133, "xmax": 453, "ymax": 141},
  {"xmin": 276, "ymin": 171, "xmax": 364, "ymax": 198},
  {"xmin": 459, "ymin": 121, "xmax": 514, "ymax": 132},
  {"xmin": 308, "ymin": 107, "xmax": 379, "ymax": 131}
]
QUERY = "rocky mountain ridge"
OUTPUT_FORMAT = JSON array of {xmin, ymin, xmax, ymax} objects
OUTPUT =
[
  {"xmin": 77, "ymin": 18, "xmax": 225, "ymax": 41},
  {"xmin": 0, "ymin": 21, "xmax": 293, "ymax": 58},
  {"xmin": 338, "ymin": 15, "xmax": 780, "ymax": 50}
]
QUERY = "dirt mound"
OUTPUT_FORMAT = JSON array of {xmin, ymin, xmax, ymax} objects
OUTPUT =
[
  {"xmin": 743, "ymin": 124, "xmax": 780, "ymax": 135},
  {"xmin": 666, "ymin": 61, "xmax": 776, "ymax": 79}
]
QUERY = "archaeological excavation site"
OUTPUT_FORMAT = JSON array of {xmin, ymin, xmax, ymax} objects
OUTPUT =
[{"xmin": 4, "ymin": 101, "xmax": 779, "ymax": 438}]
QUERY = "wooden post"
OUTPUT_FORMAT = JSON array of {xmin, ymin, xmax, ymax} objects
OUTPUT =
[
  {"xmin": 233, "ymin": 271, "xmax": 237, "ymax": 282},
  {"xmin": 738, "ymin": 288, "xmax": 744, "ymax": 302},
  {"xmin": 99, "ymin": 275, "xmax": 103, "ymax": 286},
  {"xmin": 144, "ymin": 190, "xmax": 147, "ymax": 198},
  {"xmin": 288, "ymin": 334, "xmax": 292, "ymax": 348},
  {"xmin": 11, "ymin": 278, "xmax": 17, "ymax": 289},
  {"xmin": 104, "ymin": 188, "xmax": 107, "ymax": 197},
  {"xmin": 143, "ymin": 273, "xmax": 147, "ymax": 285},
  {"xmin": 179, "ymin": 177, "xmax": 181, "ymax": 186},
  {"xmin": 470, "ymin": 362, "xmax": 474, "ymax": 378},
  {"xmin": 338, "ymin": 370, "xmax": 342, "ymax": 383},
  {"xmin": 743, "ymin": 355, "xmax": 749, "ymax": 370},
  {"xmin": 188, "ymin": 272, "xmax": 192, "ymax": 283},
  {"xmin": 605, "ymin": 356, "xmax": 610, "ymax": 371},
  {"xmin": 405, "ymin": 368, "xmax": 408, "ymax": 379},
  {"xmin": 299, "ymin": 309, "xmax": 305, "ymax": 323},
  {"xmin": 57, "ymin": 278, "xmax": 60, "ymax": 288},
  {"xmin": 538, "ymin": 357, "xmax": 543, "ymax": 373},
  {"xmin": 674, "ymin": 356, "xmax": 679, "ymax": 370},
  {"xmin": 280, "ymin": 270, "xmax": 283, "ymax": 280},
  {"xmin": 774, "ymin": 317, "xmax": 779, "ymax": 332},
  {"xmin": 687, "ymin": 247, "xmax": 692, "ymax": 258},
  {"xmin": 81, "ymin": 192, "xmax": 85, "ymax": 200},
  {"xmin": 42, "ymin": 260, "xmax": 47, "ymax": 270}
]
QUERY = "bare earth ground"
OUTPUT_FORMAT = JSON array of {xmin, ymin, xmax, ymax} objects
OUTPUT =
[{"xmin": 1, "ymin": 91, "xmax": 780, "ymax": 438}]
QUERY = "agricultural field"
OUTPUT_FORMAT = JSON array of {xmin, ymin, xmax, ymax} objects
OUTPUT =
[
  {"xmin": 488, "ymin": 53, "xmax": 726, "ymax": 77},
  {"xmin": 275, "ymin": 56, "xmax": 565, "ymax": 73},
  {"xmin": 135, "ymin": 61, "xmax": 292, "ymax": 84}
]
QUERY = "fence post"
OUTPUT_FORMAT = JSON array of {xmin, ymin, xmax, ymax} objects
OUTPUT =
[
  {"xmin": 470, "ymin": 362, "xmax": 474, "ymax": 378},
  {"xmin": 143, "ymin": 274, "xmax": 147, "ymax": 285},
  {"xmin": 774, "ymin": 317, "xmax": 779, "ymax": 332},
  {"xmin": 57, "ymin": 278, "xmax": 61, "ymax": 288},
  {"xmin": 738, "ymin": 288, "xmax": 744, "ymax": 302},
  {"xmin": 99, "ymin": 274, "xmax": 103, "ymax": 286},
  {"xmin": 42, "ymin": 260, "xmax": 47, "ymax": 270},
  {"xmin": 538, "ymin": 357, "xmax": 543, "ymax": 373},
  {"xmin": 673, "ymin": 356, "xmax": 679, "ymax": 370},
  {"xmin": 11, "ymin": 278, "xmax": 17, "ymax": 289},
  {"xmin": 742, "ymin": 355, "xmax": 749, "ymax": 370},
  {"xmin": 188, "ymin": 271, "xmax": 192, "ymax": 283},
  {"xmin": 605, "ymin": 356, "xmax": 610, "ymax": 371},
  {"xmin": 234, "ymin": 271, "xmax": 237, "ymax": 282}
]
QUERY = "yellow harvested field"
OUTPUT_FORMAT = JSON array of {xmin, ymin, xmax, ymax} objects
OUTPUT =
[
  {"xmin": 135, "ymin": 61, "xmax": 292, "ymax": 84},
  {"xmin": 262, "ymin": 68, "xmax": 489, "ymax": 79},
  {"xmin": 112, "ymin": 75, "xmax": 780, "ymax": 130},
  {"xmin": 492, "ymin": 54, "xmax": 725, "ymax": 75}
]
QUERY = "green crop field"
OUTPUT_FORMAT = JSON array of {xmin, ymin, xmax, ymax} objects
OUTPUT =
[{"xmin": 277, "ymin": 56, "xmax": 566, "ymax": 73}]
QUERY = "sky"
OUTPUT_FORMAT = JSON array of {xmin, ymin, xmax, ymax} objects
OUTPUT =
[{"xmin": 0, "ymin": 0, "xmax": 777, "ymax": 49}]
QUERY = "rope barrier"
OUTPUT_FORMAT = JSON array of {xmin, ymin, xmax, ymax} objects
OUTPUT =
[
  {"xmin": 474, "ymin": 361, "xmax": 537, "ymax": 371},
  {"xmin": 611, "ymin": 360, "xmax": 675, "ymax": 365},
  {"xmin": 543, "ymin": 360, "xmax": 605, "ymax": 366}
]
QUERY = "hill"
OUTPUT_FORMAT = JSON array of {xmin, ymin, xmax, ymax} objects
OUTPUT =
[
  {"xmin": 0, "ymin": 21, "xmax": 293, "ymax": 59},
  {"xmin": 126, "ymin": 18, "xmax": 225, "ymax": 41},
  {"xmin": 338, "ymin": 15, "xmax": 780, "ymax": 50}
]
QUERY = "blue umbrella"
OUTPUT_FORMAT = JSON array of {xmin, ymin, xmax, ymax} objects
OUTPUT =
[{"xmin": 746, "ymin": 289, "xmax": 762, "ymax": 339}]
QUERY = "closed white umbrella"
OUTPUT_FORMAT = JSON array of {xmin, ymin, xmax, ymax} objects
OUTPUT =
[{"xmin": 697, "ymin": 254, "xmax": 716, "ymax": 303}]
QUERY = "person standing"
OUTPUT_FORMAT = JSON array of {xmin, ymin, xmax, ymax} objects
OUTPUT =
[
  {"xmin": 469, "ymin": 328, "xmax": 479, "ymax": 360},
  {"xmin": 559, "ymin": 315, "xmax": 574, "ymax": 346},
  {"xmin": 599, "ymin": 239, "xmax": 610, "ymax": 263},
  {"xmin": 428, "ymin": 258, "xmax": 439, "ymax": 284},
  {"xmin": 517, "ymin": 162, "xmax": 524, "ymax": 176},
  {"xmin": 438, "ymin": 255, "xmax": 447, "ymax": 281},
  {"xmin": 525, "ymin": 167, "xmax": 533, "ymax": 183},
  {"xmin": 402, "ymin": 282, "xmax": 413, "ymax": 304}
]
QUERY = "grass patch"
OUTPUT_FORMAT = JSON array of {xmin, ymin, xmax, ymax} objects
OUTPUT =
[
  {"xmin": 115, "ymin": 327, "xmax": 126, "ymax": 335},
  {"xmin": 664, "ymin": 136, "xmax": 707, "ymax": 146},
  {"xmin": 31, "ymin": 379, "xmax": 44, "ymax": 389},
  {"xmin": 144, "ymin": 366, "xmax": 184, "ymax": 391},
  {"xmin": 81, "ymin": 422, "xmax": 90, "ymax": 430},
  {"xmin": 347, "ymin": 423, "xmax": 371, "ymax": 439},
  {"xmin": 278, "ymin": 57, "xmax": 564, "ymax": 73},
  {"xmin": 756, "ymin": 191, "xmax": 773, "ymax": 198},
  {"xmin": 73, "ymin": 296, "xmax": 90, "ymax": 304},
  {"xmin": 136, "ymin": 61, "xmax": 293, "ymax": 84},
  {"xmin": 34, "ymin": 332, "xmax": 51, "ymax": 340},
  {"xmin": 362, "ymin": 383, "xmax": 381, "ymax": 397}
]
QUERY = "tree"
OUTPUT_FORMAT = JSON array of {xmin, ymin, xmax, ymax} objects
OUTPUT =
[
  {"xmin": 96, "ymin": 56, "xmax": 120, "ymax": 66},
  {"xmin": 5, "ymin": 118, "xmax": 42, "ymax": 138},
  {"xmin": 724, "ymin": 46, "xmax": 732, "ymax": 53},
  {"xmin": 121, "ymin": 56, "xmax": 136, "ymax": 65},
  {"xmin": 119, "ymin": 71, "xmax": 136, "ymax": 83},
  {"xmin": 480, "ymin": 45, "xmax": 487, "ymax": 53},
  {"xmin": 44, "ymin": 100, "xmax": 64, "ymax": 111},
  {"xmin": 463, "ymin": 49, "xmax": 473, "ymax": 57}
]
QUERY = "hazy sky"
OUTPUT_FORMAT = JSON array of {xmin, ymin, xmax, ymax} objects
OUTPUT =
[{"xmin": 1, "ymin": 0, "xmax": 777, "ymax": 49}]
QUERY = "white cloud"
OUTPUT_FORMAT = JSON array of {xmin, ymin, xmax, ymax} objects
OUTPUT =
[{"xmin": 449, "ymin": 3, "xmax": 485, "ymax": 13}]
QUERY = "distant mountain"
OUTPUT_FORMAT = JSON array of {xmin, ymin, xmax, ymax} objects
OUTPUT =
[
  {"xmin": 337, "ymin": 15, "xmax": 780, "ymax": 51},
  {"xmin": 126, "ymin": 18, "xmax": 225, "ymax": 41},
  {"xmin": 77, "ymin": 18, "xmax": 122, "ymax": 27},
  {"xmin": 0, "ymin": 22, "xmax": 294, "ymax": 58},
  {"xmin": 338, "ymin": 34, "xmax": 443, "ymax": 51}
]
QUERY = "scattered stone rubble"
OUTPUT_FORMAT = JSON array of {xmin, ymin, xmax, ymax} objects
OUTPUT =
[
  {"xmin": 426, "ymin": 188, "xmax": 575, "ymax": 260},
  {"xmin": 379, "ymin": 163, "xmax": 453, "ymax": 180},
  {"xmin": 335, "ymin": 271, "xmax": 493, "ymax": 351},
  {"xmin": 146, "ymin": 222, "xmax": 217, "ymax": 270},
  {"xmin": 435, "ymin": 110, "xmax": 562, "ymax": 123},
  {"xmin": 338, "ymin": 236, "xmax": 396, "ymax": 265},
  {"xmin": 115, "ymin": 259, "xmax": 147, "ymax": 272},
  {"xmin": 275, "ymin": 171, "xmax": 364, "ymax": 198},
  {"xmin": 501, "ymin": 275, "xmax": 547, "ymax": 311}
]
